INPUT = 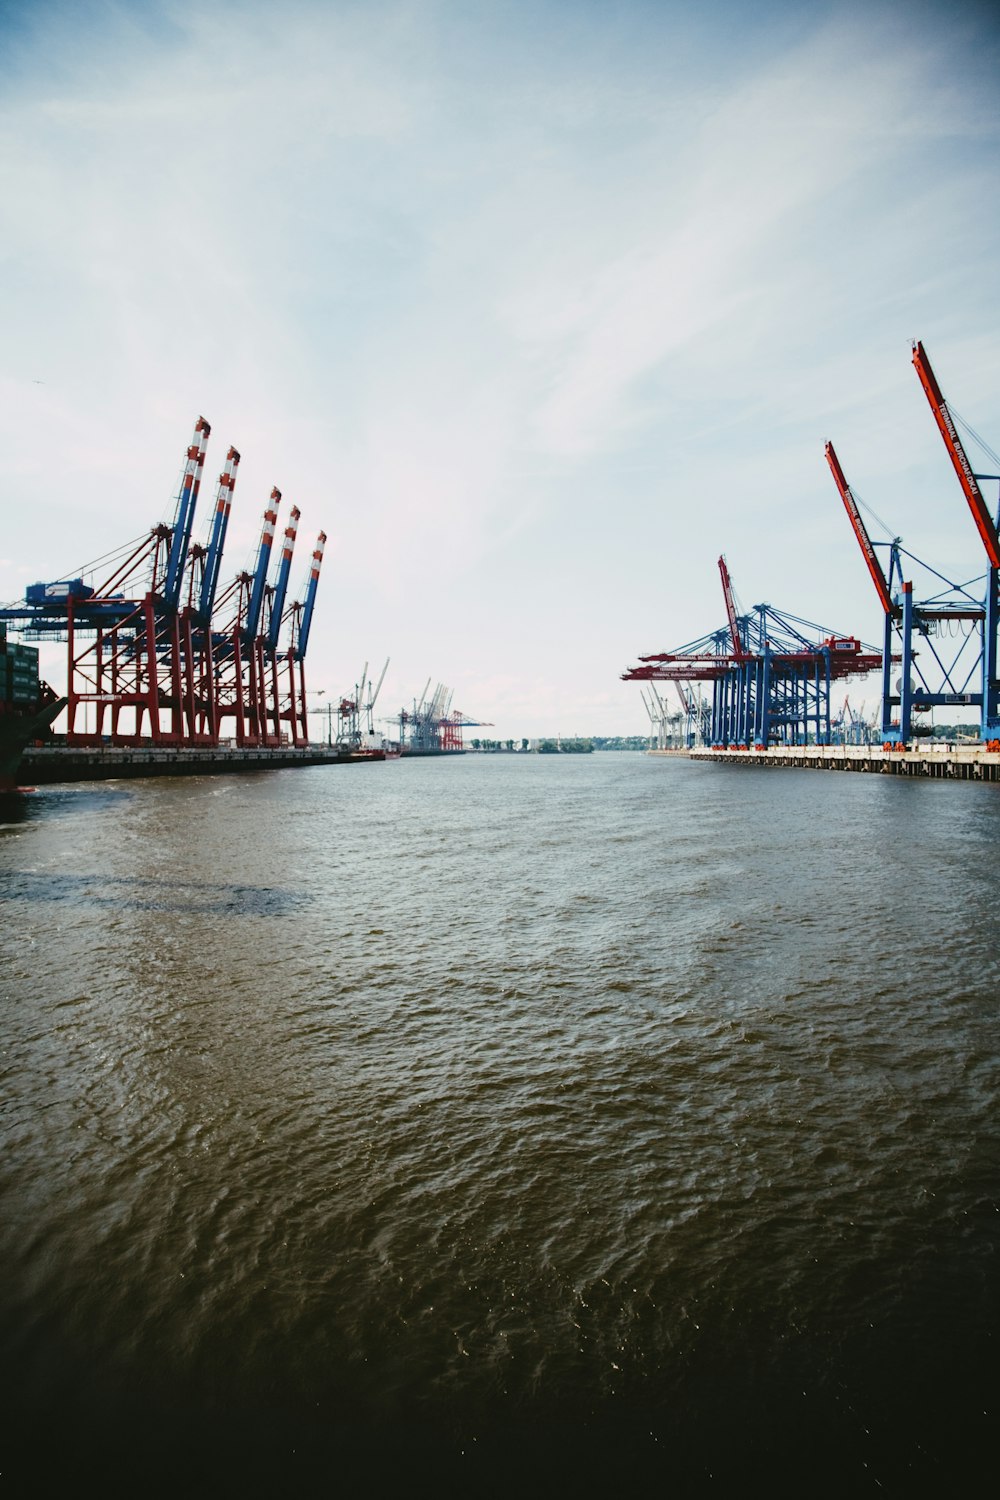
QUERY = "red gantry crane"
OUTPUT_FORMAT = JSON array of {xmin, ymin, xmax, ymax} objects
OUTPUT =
[{"xmin": 1, "ymin": 419, "xmax": 328, "ymax": 751}]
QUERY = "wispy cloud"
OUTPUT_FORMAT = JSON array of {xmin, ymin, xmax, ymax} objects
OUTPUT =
[{"xmin": 1, "ymin": 0, "xmax": 998, "ymax": 732}]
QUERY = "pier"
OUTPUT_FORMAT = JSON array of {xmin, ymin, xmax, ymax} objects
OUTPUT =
[
  {"xmin": 19, "ymin": 742, "xmax": 382, "ymax": 783},
  {"xmin": 686, "ymin": 744, "xmax": 1000, "ymax": 781}
]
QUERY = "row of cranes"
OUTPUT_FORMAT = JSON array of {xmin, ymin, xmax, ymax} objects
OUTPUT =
[
  {"xmin": 396, "ymin": 680, "xmax": 492, "ymax": 752},
  {"xmin": 640, "ymin": 682, "xmax": 710, "ymax": 749},
  {"xmin": 0, "ymin": 418, "xmax": 327, "ymax": 749},
  {"xmin": 625, "ymin": 342, "xmax": 1000, "ymax": 749},
  {"xmin": 626, "ymin": 553, "xmax": 881, "ymax": 748},
  {"xmin": 311, "ymin": 671, "xmax": 493, "ymax": 754},
  {"xmin": 643, "ymin": 680, "xmax": 877, "ymax": 752}
]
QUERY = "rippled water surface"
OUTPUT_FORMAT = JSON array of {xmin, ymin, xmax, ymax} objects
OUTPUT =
[{"xmin": 1, "ymin": 753, "xmax": 998, "ymax": 1493}]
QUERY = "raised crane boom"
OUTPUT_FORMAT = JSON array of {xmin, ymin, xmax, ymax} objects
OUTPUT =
[
  {"xmin": 163, "ymin": 416, "xmax": 211, "ymax": 609},
  {"xmin": 295, "ymin": 531, "xmax": 327, "ymax": 660},
  {"xmin": 197, "ymin": 446, "xmax": 240, "ymax": 624},
  {"xmin": 718, "ymin": 555, "xmax": 746, "ymax": 659},
  {"xmin": 824, "ymin": 441, "xmax": 895, "ymax": 614},
  {"xmin": 267, "ymin": 505, "xmax": 300, "ymax": 653},
  {"xmin": 369, "ymin": 657, "xmax": 389, "ymax": 712},
  {"xmin": 245, "ymin": 488, "xmax": 281, "ymax": 642},
  {"xmin": 912, "ymin": 340, "xmax": 1000, "ymax": 568}
]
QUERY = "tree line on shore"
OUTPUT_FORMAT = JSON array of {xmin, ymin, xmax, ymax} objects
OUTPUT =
[{"xmin": 468, "ymin": 736, "xmax": 651, "ymax": 753}]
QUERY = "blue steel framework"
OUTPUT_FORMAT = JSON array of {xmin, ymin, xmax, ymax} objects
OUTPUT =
[
  {"xmin": 623, "ymin": 563, "xmax": 881, "ymax": 748},
  {"xmin": 0, "ymin": 419, "xmax": 326, "ymax": 748},
  {"xmin": 826, "ymin": 343, "xmax": 1000, "ymax": 745}
]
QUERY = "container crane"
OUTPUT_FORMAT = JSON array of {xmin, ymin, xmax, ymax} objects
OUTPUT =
[
  {"xmin": 623, "ymin": 557, "xmax": 880, "ymax": 749},
  {"xmin": 825, "ymin": 440, "xmax": 903, "ymax": 740},
  {"xmin": 2, "ymin": 417, "xmax": 325, "ymax": 750},
  {"xmin": 5, "ymin": 418, "xmax": 224, "ymax": 743},
  {"xmin": 439, "ymin": 709, "xmax": 493, "ymax": 751},
  {"xmin": 396, "ymin": 680, "xmax": 481, "ymax": 751},
  {"xmin": 912, "ymin": 340, "xmax": 1000, "ymax": 737},
  {"xmin": 336, "ymin": 661, "xmax": 367, "ymax": 747},
  {"xmin": 826, "ymin": 344, "xmax": 995, "ymax": 743}
]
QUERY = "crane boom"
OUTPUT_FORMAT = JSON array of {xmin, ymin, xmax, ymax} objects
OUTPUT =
[
  {"xmin": 163, "ymin": 416, "xmax": 211, "ymax": 609},
  {"xmin": 824, "ymin": 441, "xmax": 894, "ymax": 614},
  {"xmin": 245, "ymin": 488, "xmax": 281, "ymax": 641},
  {"xmin": 267, "ymin": 505, "xmax": 300, "ymax": 652},
  {"xmin": 718, "ymin": 555, "xmax": 746, "ymax": 659},
  {"xmin": 912, "ymin": 340, "xmax": 1000, "ymax": 568},
  {"xmin": 369, "ymin": 657, "xmax": 389, "ymax": 711},
  {"xmin": 295, "ymin": 531, "xmax": 327, "ymax": 660},
  {"xmin": 198, "ymin": 446, "xmax": 240, "ymax": 624}
]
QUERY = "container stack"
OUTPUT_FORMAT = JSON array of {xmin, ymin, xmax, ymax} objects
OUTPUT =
[{"xmin": 2, "ymin": 634, "xmax": 40, "ymax": 706}]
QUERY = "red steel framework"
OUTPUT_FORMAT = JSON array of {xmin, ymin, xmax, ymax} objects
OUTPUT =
[{"xmin": 20, "ymin": 419, "xmax": 326, "ymax": 749}]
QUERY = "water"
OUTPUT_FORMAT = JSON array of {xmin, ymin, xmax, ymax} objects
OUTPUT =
[{"xmin": 1, "ymin": 754, "xmax": 997, "ymax": 1493}]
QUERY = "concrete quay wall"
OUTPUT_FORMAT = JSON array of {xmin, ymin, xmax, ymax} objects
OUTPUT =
[
  {"xmin": 687, "ymin": 745, "xmax": 1000, "ymax": 781},
  {"xmin": 20, "ymin": 743, "xmax": 372, "ymax": 783}
]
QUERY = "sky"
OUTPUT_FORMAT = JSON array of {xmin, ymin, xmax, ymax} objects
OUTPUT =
[{"xmin": 2, "ymin": 0, "xmax": 999, "ymax": 739}]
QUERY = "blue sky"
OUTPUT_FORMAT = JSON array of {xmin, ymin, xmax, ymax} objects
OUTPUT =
[{"xmin": 2, "ymin": 0, "xmax": 999, "ymax": 737}]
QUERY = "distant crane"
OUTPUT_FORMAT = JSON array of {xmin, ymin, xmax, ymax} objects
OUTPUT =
[
  {"xmin": 641, "ymin": 684, "xmax": 669, "ymax": 749},
  {"xmin": 623, "ymin": 554, "xmax": 880, "ymax": 748},
  {"xmin": 338, "ymin": 659, "xmax": 389, "ymax": 751},
  {"xmin": 396, "ymin": 680, "xmax": 490, "ymax": 751}
]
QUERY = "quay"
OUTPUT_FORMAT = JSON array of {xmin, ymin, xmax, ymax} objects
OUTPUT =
[
  {"xmin": 19, "ymin": 742, "xmax": 382, "ymax": 784},
  {"xmin": 685, "ymin": 745, "xmax": 1000, "ymax": 781}
]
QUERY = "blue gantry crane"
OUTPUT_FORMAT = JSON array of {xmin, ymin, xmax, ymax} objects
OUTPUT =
[
  {"xmin": 623, "ymin": 556, "xmax": 881, "ymax": 747},
  {"xmin": 826, "ymin": 341, "xmax": 1000, "ymax": 745}
]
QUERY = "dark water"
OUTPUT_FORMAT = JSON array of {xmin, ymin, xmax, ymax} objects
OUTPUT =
[{"xmin": 1, "ymin": 754, "xmax": 997, "ymax": 1494}]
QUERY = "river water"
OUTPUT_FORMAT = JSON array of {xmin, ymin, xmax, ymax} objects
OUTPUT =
[{"xmin": 1, "ymin": 753, "xmax": 997, "ymax": 1493}]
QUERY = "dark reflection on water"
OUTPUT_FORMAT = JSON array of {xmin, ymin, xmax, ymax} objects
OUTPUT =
[
  {"xmin": 0, "ymin": 786, "xmax": 135, "ymax": 835},
  {"xmin": 2, "ymin": 869, "xmax": 313, "ymax": 916},
  {"xmin": 0, "ymin": 756, "xmax": 997, "ymax": 1494}
]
